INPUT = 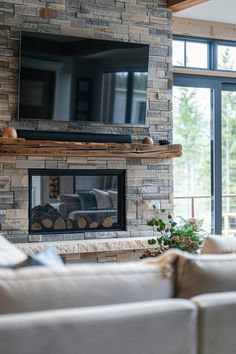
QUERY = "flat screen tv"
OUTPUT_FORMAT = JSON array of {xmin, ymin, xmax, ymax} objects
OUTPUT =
[{"xmin": 18, "ymin": 31, "xmax": 149, "ymax": 125}]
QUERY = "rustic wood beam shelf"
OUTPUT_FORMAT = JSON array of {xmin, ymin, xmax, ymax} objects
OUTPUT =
[{"xmin": 0, "ymin": 138, "xmax": 182, "ymax": 159}]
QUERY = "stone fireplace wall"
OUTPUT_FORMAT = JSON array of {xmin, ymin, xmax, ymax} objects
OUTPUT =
[
  {"xmin": 0, "ymin": 0, "xmax": 173, "ymax": 245},
  {"xmin": 0, "ymin": 154, "xmax": 172, "ymax": 243}
]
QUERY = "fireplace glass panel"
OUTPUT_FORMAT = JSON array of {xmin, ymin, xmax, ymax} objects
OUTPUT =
[{"xmin": 29, "ymin": 170, "xmax": 125, "ymax": 234}]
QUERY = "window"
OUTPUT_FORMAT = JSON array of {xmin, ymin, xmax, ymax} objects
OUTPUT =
[
  {"xmin": 173, "ymin": 36, "xmax": 236, "ymax": 73},
  {"xmin": 217, "ymin": 45, "xmax": 236, "ymax": 71},
  {"xmin": 186, "ymin": 42, "xmax": 208, "ymax": 68},
  {"xmin": 173, "ymin": 38, "xmax": 209, "ymax": 69},
  {"xmin": 173, "ymin": 85, "xmax": 211, "ymax": 232},
  {"xmin": 173, "ymin": 40, "xmax": 185, "ymax": 66},
  {"xmin": 173, "ymin": 37, "xmax": 236, "ymax": 235}
]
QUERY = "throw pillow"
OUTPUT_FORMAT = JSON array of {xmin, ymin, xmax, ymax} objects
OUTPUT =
[
  {"xmin": 201, "ymin": 235, "xmax": 236, "ymax": 254},
  {"xmin": 93, "ymin": 188, "xmax": 112, "ymax": 209},
  {"xmin": 11, "ymin": 247, "xmax": 64, "ymax": 269},
  {"xmin": 28, "ymin": 247, "xmax": 64, "ymax": 267},
  {"xmin": 0, "ymin": 236, "xmax": 27, "ymax": 266},
  {"xmin": 77, "ymin": 191, "xmax": 97, "ymax": 210},
  {"xmin": 153, "ymin": 249, "xmax": 236, "ymax": 299},
  {"xmin": 108, "ymin": 190, "xmax": 117, "ymax": 208}
]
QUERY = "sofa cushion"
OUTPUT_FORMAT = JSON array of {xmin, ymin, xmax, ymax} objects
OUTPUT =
[
  {"xmin": 93, "ymin": 189, "xmax": 112, "ymax": 209},
  {"xmin": 0, "ymin": 261, "xmax": 174, "ymax": 314},
  {"xmin": 58, "ymin": 203, "xmax": 69, "ymax": 218},
  {"xmin": 201, "ymin": 235, "xmax": 236, "ymax": 254},
  {"xmin": 150, "ymin": 249, "xmax": 236, "ymax": 298},
  {"xmin": 0, "ymin": 236, "xmax": 27, "ymax": 266},
  {"xmin": 192, "ymin": 292, "xmax": 236, "ymax": 354},
  {"xmin": 77, "ymin": 191, "xmax": 97, "ymax": 209},
  {"xmin": 0, "ymin": 300, "xmax": 197, "ymax": 354},
  {"xmin": 58, "ymin": 194, "xmax": 81, "ymax": 218}
]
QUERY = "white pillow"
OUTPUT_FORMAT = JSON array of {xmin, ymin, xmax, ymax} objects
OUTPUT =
[
  {"xmin": 108, "ymin": 190, "xmax": 117, "ymax": 208},
  {"xmin": 93, "ymin": 189, "xmax": 112, "ymax": 209},
  {"xmin": 0, "ymin": 236, "xmax": 27, "ymax": 266}
]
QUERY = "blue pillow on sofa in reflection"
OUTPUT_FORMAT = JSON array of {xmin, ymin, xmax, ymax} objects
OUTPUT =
[
  {"xmin": 0, "ymin": 236, "xmax": 64, "ymax": 269},
  {"xmin": 28, "ymin": 247, "xmax": 64, "ymax": 267},
  {"xmin": 12, "ymin": 247, "xmax": 65, "ymax": 268}
]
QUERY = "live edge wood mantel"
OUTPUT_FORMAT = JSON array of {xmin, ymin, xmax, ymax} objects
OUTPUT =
[{"xmin": 0, "ymin": 138, "xmax": 182, "ymax": 159}]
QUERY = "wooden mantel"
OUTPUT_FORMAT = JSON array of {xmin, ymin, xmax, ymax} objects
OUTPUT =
[{"xmin": 0, "ymin": 138, "xmax": 182, "ymax": 159}]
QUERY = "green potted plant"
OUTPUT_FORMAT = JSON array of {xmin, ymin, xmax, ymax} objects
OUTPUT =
[{"xmin": 142, "ymin": 206, "xmax": 207, "ymax": 258}]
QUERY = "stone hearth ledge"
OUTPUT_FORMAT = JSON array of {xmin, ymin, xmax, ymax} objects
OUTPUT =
[{"xmin": 16, "ymin": 237, "xmax": 154, "ymax": 256}]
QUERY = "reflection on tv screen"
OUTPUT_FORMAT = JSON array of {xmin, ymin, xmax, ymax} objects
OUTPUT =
[{"xmin": 19, "ymin": 32, "xmax": 149, "ymax": 125}]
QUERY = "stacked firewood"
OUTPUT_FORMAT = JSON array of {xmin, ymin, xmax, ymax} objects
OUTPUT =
[{"xmin": 31, "ymin": 204, "xmax": 114, "ymax": 231}]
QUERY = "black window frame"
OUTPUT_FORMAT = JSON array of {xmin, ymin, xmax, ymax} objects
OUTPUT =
[
  {"xmin": 173, "ymin": 35, "xmax": 236, "ymax": 73},
  {"xmin": 103, "ymin": 68, "xmax": 148, "ymax": 124},
  {"xmin": 173, "ymin": 36, "xmax": 211, "ymax": 70},
  {"xmin": 216, "ymin": 41, "xmax": 236, "ymax": 72},
  {"xmin": 173, "ymin": 36, "xmax": 236, "ymax": 235}
]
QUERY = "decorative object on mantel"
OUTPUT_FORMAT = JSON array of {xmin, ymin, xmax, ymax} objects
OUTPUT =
[
  {"xmin": 159, "ymin": 139, "xmax": 170, "ymax": 145},
  {"xmin": 0, "ymin": 135, "xmax": 182, "ymax": 159},
  {"xmin": 2, "ymin": 126, "xmax": 18, "ymax": 139},
  {"xmin": 141, "ymin": 207, "xmax": 207, "ymax": 258},
  {"xmin": 142, "ymin": 136, "xmax": 154, "ymax": 145}
]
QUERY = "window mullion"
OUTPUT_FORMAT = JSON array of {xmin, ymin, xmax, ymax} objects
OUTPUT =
[
  {"xmin": 212, "ymin": 83, "xmax": 222, "ymax": 234},
  {"xmin": 125, "ymin": 72, "xmax": 133, "ymax": 124},
  {"xmin": 212, "ymin": 41, "xmax": 217, "ymax": 71},
  {"xmin": 184, "ymin": 41, "xmax": 187, "ymax": 67}
]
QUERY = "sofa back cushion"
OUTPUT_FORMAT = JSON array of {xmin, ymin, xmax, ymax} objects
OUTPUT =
[
  {"xmin": 202, "ymin": 235, "xmax": 236, "ymax": 254},
  {"xmin": 0, "ymin": 261, "xmax": 174, "ymax": 314},
  {"xmin": 58, "ymin": 194, "xmax": 81, "ymax": 218},
  {"xmin": 177, "ymin": 252, "xmax": 236, "ymax": 298},
  {"xmin": 77, "ymin": 191, "xmax": 97, "ymax": 209},
  {"xmin": 151, "ymin": 249, "xmax": 236, "ymax": 299}
]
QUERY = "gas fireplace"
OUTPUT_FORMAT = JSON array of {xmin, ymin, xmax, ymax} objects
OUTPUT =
[{"xmin": 29, "ymin": 169, "xmax": 126, "ymax": 234}]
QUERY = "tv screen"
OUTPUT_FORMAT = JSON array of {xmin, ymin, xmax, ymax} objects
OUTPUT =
[{"xmin": 19, "ymin": 32, "xmax": 149, "ymax": 125}]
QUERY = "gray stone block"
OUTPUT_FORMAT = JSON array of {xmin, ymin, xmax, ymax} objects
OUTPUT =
[
  {"xmin": 96, "ymin": 0, "xmax": 115, "ymax": 6},
  {"xmin": 5, "ymin": 234, "xmax": 28, "ymax": 243}
]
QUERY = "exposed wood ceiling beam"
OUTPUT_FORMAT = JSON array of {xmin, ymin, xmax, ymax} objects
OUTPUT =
[
  {"xmin": 167, "ymin": 0, "xmax": 209, "ymax": 12},
  {"xmin": 173, "ymin": 17, "xmax": 236, "ymax": 41}
]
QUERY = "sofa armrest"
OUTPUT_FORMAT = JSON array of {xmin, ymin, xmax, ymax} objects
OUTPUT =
[
  {"xmin": 192, "ymin": 292, "xmax": 236, "ymax": 354},
  {"xmin": 0, "ymin": 299, "xmax": 197, "ymax": 354}
]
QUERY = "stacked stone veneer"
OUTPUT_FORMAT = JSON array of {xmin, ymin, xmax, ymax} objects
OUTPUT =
[
  {"xmin": 0, "ymin": 0, "xmax": 173, "ymax": 249},
  {"xmin": 1, "ymin": 155, "xmax": 172, "ymax": 243}
]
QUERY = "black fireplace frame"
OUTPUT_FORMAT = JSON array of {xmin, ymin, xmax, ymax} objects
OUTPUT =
[{"xmin": 28, "ymin": 169, "xmax": 126, "ymax": 235}]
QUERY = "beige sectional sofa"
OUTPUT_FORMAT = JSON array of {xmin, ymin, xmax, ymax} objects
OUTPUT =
[{"xmin": 1, "ymin": 235, "xmax": 236, "ymax": 354}]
